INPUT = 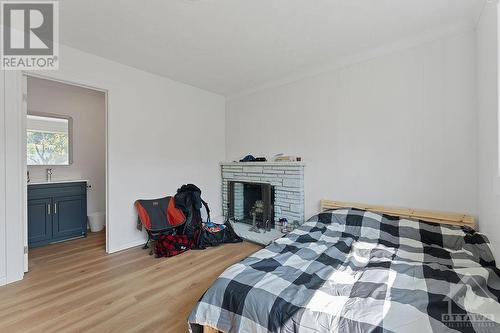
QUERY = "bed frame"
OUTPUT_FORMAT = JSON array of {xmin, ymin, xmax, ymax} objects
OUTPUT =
[
  {"xmin": 320, "ymin": 200, "xmax": 475, "ymax": 227},
  {"xmin": 200, "ymin": 200, "xmax": 475, "ymax": 333}
]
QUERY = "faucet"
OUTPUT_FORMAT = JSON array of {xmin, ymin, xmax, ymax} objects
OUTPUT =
[{"xmin": 46, "ymin": 168, "xmax": 53, "ymax": 182}]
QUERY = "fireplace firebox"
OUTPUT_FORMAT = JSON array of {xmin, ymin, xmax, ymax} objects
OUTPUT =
[{"xmin": 228, "ymin": 181, "xmax": 275, "ymax": 229}]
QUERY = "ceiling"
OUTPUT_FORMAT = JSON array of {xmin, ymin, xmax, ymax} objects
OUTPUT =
[{"xmin": 59, "ymin": 0, "xmax": 484, "ymax": 96}]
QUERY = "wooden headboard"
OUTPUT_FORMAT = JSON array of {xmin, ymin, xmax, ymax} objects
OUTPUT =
[{"xmin": 320, "ymin": 200, "xmax": 475, "ymax": 228}]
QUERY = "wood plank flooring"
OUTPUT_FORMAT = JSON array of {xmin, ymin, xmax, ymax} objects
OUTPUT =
[{"xmin": 0, "ymin": 232, "xmax": 261, "ymax": 333}]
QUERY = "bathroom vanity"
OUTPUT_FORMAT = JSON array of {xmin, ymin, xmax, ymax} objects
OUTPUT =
[{"xmin": 28, "ymin": 180, "xmax": 88, "ymax": 248}]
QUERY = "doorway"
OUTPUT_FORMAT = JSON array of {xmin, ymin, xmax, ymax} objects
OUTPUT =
[{"xmin": 22, "ymin": 74, "xmax": 108, "ymax": 271}]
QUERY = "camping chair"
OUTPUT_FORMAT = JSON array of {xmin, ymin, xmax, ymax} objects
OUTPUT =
[{"xmin": 135, "ymin": 196, "xmax": 186, "ymax": 255}]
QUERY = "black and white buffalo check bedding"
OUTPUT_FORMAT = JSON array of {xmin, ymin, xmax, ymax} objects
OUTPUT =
[{"xmin": 188, "ymin": 208, "xmax": 500, "ymax": 332}]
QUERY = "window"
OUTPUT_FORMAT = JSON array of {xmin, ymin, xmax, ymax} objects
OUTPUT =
[{"xmin": 27, "ymin": 114, "xmax": 72, "ymax": 166}]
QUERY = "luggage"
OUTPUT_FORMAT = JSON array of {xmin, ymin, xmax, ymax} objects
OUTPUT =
[
  {"xmin": 135, "ymin": 184, "xmax": 242, "ymax": 257},
  {"xmin": 175, "ymin": 184, "xmax": 242, "ymax": 249},
  {"xmin": 198, "ymin": 220, "xmax": 242, "ymax": 248},
  {"xmin": 154, "ymin": 234, "xmax": 190, "ymax": 257}
]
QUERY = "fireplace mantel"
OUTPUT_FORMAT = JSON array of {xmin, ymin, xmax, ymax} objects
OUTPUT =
[{"xmin": 221, "ymin": 161, "xmax": 306, "ymax": 167}]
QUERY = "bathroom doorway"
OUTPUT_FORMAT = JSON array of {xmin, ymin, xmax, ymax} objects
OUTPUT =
[{"xmin": 22, "ymin": 74, "xmax": 108, "ymax": 272}]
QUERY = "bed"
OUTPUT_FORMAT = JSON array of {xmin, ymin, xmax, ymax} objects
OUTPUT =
[{"xmin": 188, "ymin": 200, "xmax": 500, "ymax": 333}]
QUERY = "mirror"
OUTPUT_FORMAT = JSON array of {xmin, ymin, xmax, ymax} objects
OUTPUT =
[{"xmin": 27, "ymin": 113, "xmax": 73, "ymax": 166}]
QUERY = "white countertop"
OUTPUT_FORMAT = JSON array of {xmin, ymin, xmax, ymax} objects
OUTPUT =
[{"xmin": 28, "ymin": 179, "xmax": 89, "ymax": 186}]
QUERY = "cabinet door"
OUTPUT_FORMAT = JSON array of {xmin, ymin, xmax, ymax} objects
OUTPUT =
[
  {"xmin": 52, "ymin": 195, "xmax": 86, "ymax": 240},
  {"xmin": 28, "ymin": 198, "xmax": 52, "ymax": 247}
]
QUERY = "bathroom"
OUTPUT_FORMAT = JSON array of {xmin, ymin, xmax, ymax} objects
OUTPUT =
[{"xmin": 25, "ymin": 76, "xmax": 106, "ymax": 255}]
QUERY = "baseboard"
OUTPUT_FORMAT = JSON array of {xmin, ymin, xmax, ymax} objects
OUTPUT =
[
  {"xmin": 108, "ymin": 238, "xmax": 146, "ymax": 254},
  {"xmin": 6, "ymin": 271, "xmax": 23, "ymax": 285}
]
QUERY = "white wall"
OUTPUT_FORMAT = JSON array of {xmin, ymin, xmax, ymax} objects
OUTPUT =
[
  {"xmin": 1, "ymin": 70, "xmax": 6, "ymax": 285},
  {"xmin": 0, "ymin": 71, "xmax": 25, "ymax": 285},
  {"xmin": 27, "ymin": 77, "xmax": 106, "ymax": 215},
  {"xmin": 1, "ymin": 42, "xmax": 226, "ymax": 284},
  {"xmin": 46, "ymin": 45, "xmax": 226, "ymax": 253},
  {"xmin": 477, "ymin": 2, "xmax": 500, "ymax": 260},
  {"xmin": 226, "ymin": 30, "xmax": 478, "ymax": 220}
]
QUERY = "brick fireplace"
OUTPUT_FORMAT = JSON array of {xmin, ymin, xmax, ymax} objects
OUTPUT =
[{"xmin": 221, "ymin": 162, "xmax": 305, "ymax": 244}]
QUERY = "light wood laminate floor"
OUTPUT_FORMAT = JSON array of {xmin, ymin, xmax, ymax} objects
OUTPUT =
[{"xmin": 0, "ymin": 232, "xmax": 261, "ymax": 333}]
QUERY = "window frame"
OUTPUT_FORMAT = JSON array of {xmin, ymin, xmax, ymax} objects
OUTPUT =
[{"xmin": 26, "ymin": 111, "xmax": 73, "ymax": 166}]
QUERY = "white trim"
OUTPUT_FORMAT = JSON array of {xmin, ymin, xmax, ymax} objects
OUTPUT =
[
  {"xmin": 228, "ymin": 23, "xmax": 475, "ymax": 100},
  {"xmin": 24, "ymin": 72, "xmax": 108, "ymax": 94},
  {"xmin": 104, "ymin": 90, "xmax": 109, "ymax": 254},
  {"xmin": 18, "ymin": 73, "xmax": 110, "ymax": 279},
  {"xmin": 22, "ymin": 75, "xmax": 28, "ymax": 273},
  {"xmin": 5, "ymin": 71, "xmax": 24, "ymax": 284},
  {"xmin": 0, "ymin": 71, "xmax": 6, "ymax": 284},
  {"xmin": 495, "ymin": 177, "xmax": 500, "ymax": 197},
  {"xmin": 0, "ymin": 276, "xmax": 6, "ymax": 286},
  {"xmin": 108, "ymin": 238, "xmax": 145, "ymax": 254},
  {"xmin": 497, "ymin": 0, "xmax": 500, "ymax": 179}
]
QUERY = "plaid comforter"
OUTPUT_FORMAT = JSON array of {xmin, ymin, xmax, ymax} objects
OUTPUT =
[{"xmin": 188, "ymin": 208, "xmax": 500, "ymax": 332}]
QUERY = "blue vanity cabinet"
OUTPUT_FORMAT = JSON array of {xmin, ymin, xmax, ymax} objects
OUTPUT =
[
  {"xmin": 28, "ymin": 182, "xmax": 87, "ymax": 248},
  {"xmin": 27, "ymin": 198, "xmax": 52, "ymax": 245}
]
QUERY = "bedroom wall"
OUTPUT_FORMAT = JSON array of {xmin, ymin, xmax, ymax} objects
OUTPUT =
[
  {"xmin": 476, "ymin": 2, "xmax": 500, "ymax": 260},
  {"xmin": 27, "ymin": 77, "xmax": 106, "ymax": 216},
  {"xmin": 226, "ymin": 30, "xmax": 477, "ymax": 220},
  {"xmin": 2, "ymin": 42, "xmax": 226, "ymax": 284},
  {"xmin": 38, "ymin": 45, "xmax": 226, "ymax": 254},
  {"xmin": 0, "ymin": 71, "xmax": 24, "ymax": 285},
  {"xmin": 1, "ymin": 71, "xmax": 6, "ymax": 285}
]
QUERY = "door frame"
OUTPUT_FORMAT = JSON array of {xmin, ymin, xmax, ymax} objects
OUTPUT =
[{"xmin": 22, "ymin": 72, "xmax": 110, "ymax": 271}]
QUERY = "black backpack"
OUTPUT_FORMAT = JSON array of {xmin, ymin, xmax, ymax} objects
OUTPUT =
[
  {"xmin": 174, "ymin": 184, "xmax": 241, "ymax": 249},
  {"xmin": 175, "ymin": 184, "xmax": 210, "ymax": 248}
]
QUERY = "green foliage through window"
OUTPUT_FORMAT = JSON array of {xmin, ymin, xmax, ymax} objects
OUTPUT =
[{"xmin": 27, "ymin": 130, "xmax": 69, "ymax": 165}]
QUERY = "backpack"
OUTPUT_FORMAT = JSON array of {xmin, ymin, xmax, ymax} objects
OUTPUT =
[
  {"xmin": 174, "ymin": 184, "xmax": 208, "ymax": 248},
  {"xmin": 174, "ymin": 184, "xmax": 242, "ymax": 249}
]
